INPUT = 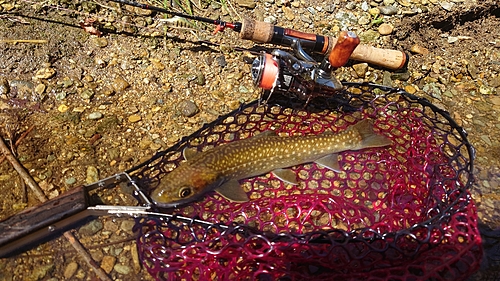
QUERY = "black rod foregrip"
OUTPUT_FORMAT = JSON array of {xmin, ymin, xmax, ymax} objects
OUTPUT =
[{"xmin": 0, "ymin": 186, "xmax": 90, "ymax": 257}]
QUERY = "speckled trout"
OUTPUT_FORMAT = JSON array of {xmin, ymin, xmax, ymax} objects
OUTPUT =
[{"xmin": 151, "ymin": 119, "xmax": 392, "ymax": 208}]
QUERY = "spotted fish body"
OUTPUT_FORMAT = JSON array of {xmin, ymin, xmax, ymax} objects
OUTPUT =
[{"xmin": 151, "ymin": 120, "xmax": 392, "ymax": 208}]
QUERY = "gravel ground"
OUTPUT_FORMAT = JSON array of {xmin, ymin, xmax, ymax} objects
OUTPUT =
[{"xmin": 0, "ymin": 0, "xmax": 499, "ymax": 280}]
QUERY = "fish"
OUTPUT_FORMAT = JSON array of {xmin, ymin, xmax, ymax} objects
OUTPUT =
[{"xmin": 151, "ymin": 119, "xmax": 392, "ymax": 208}]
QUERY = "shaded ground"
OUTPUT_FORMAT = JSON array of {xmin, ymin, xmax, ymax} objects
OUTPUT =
[{"xmin": 0, "ymin": 0, "xmax": 499, "ymax": 280}]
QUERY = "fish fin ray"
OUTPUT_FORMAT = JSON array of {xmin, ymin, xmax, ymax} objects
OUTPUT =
[
  {"xmin": 182, "ymin": 147, "xmax": 198, "ymax": 160},
  {"xmin": 272, "ymin": 168, "xmax": 298, "ymax": 185},
  {"xmin": 215, "ymin": 180, "xmax": 249, "ymax": 202},
  {"xmin": 352, "ymin": 120, "xmax": 392, "ymax": 149},
  {"xmin": 315, "ymin": 153, "xmax": 341, "ymax": 172}
]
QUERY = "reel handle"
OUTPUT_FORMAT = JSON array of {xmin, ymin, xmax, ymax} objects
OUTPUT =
[{"xmin": 328, "ymin": 31, "xmax": 360, "ymax": 69}]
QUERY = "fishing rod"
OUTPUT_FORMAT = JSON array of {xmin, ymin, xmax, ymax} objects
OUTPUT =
[{"xmin": 107, "ymin": 0, "xmax": 408, "ymax": 70}]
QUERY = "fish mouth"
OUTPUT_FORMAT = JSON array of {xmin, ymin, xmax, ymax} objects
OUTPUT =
[{"xmin": 150, "ymin": 193, "xmax": 205, "ymax": 209}]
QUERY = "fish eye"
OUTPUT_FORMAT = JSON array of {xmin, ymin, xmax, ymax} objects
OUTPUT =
[{"xmin": 179, "ymin": 187, "xmax": 192, "ymax": 198}]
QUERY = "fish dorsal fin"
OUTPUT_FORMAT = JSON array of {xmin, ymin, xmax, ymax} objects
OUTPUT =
[
  {"xmin": 182, "ymin": 147, "xmax": 198, "ymax": 160},
  {"xmin": 215, "ymin": 180, "xmax": 249, "ymax": 202},
  {"xmin": 314, "ymin": 153, "xmax": 341, "ymax": 172},
  {"xmin": 272, "ymin": 168, "xmax": 298, "ymax": 185}
]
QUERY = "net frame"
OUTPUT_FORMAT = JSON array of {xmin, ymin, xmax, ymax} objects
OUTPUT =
[{"xmin": 128, "ymin": 82, "xmax": 482, "ymax": 280}]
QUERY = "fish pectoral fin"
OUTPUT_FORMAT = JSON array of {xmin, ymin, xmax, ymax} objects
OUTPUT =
[
  {"xmin": 272, "ymin": 168, "xmax": 298, "ymax": 185},
  {"xmin": 182, "ymin": 147, "xmax": 198, "ymax": 160},
  {"xmin": 315, "ymin": 153, "xmax": 341, "ymax": 172},
  {"xmin": 215, "ymin": 180, "xmax": 249, "ymax": 202}
]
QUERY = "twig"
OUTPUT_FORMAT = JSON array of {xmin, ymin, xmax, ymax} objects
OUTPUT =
[
  {"xmin": 0, "ymin": 137, "xmax": 112, "ymax": 281},
  {"xmin": 0, "ymin": 136, "xmax": 47, "ymax": 201},
  {"xmin": 0, "ymin": 125, "xmax": 35, "ymax": 164},
  {"xmin": 0, "ymin": 39, "xmax": 48, "ymax": 44}
]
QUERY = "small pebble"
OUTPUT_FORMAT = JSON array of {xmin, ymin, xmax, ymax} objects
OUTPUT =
[
  {"xmin": 0, "ymin": 78, "xmax": 10, "ymax": 96},
  {"xmin": 283, "ymin": 6, "xmax": 295, "ymax": 21},
  {"xmin": 378, "ymin": 5, "xmax": 398, "ymax": 15},
  {"xmin": 58, "ymin": 104, "xmax": 69, "ymax": 113},
  {"xmin": 120, "ymin": 220, "xmax": 136, "ymax": 234},
  {"xmin": 65, "ymin": 177, "xmax": 77, "ymax": 185},
  {"xmin": 64, "ymin": 262, "xmax": 79, "ymax": 279},
  {"xmin": 215, "ymin": 55, "xmax": 227, "ymax": 67},
  {"xmin": 35, "ymin": 83, "xmax": 46, "ymax": 95},
  {"xmin": 404, "ymin": 85, "xmax": 417, "ymax": 94},
  {"xmin": 439, "ymin": 1, "xmax": 454, "ymax": 11},
  {"xmin": 86, "ymin": 166, "xmax": 99, "ymax": 184},
  {"xmin": 114, "ymin": 264, "xmax": 131, "ymax": 275},
  {"xmin": 93, "ymin": 37, "xmax": 108, "ymax": 48},
  {"xmin": 35, "ymin": 67, "xmax": 56, "ymax": 79},
  {"xmin": 101, "ymin": 255, "xmax": 116, "ymax": 274},
  {"xmin": 378, "ymin": 23, "xmax": 393, "ymax": 35},
  {"xmin": 352, "ymin": 63, "xmax": 369, "ymax": 78},
  {"xmin": 80, "ymin": 88, "xmax": 95, "ymax": 99},
  {"xmin": 236, "ymin": 0, "xmax": 256, "ymax": 9},
  {"xmin": 177, "ymin": 100, "xmax": 199, "ymax": 117},
  {"xmin": 128, "ymin": 114, "xmax": 142, "ymax": 123},
  {"xmin": 410, "ymin": 44, "xmax": 429, "ymax": 55},
  {"xmin": 112, "ymin": 76, "xmax": 130, "ymax": 92},
  {"xmin": 88, "ymin": 112, "xmax": 103, "ymax": 120},
  {"xmin": 79, "ymin": 220, "xmax": 103, "ymax": 236},
  {"xmin": 104, "ymin": 220, "xmax": 119, "ymax": 232}
]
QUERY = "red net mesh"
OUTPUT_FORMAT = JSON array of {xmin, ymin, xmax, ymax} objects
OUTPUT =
[{"xmin": 131, "ymin": 83, "xmax": 482, "ymax": 280}]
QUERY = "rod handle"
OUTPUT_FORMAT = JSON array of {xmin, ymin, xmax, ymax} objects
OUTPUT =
[
  {"xmin": 239, "ymin": 18, "xmax": 408, "ymax": 70},
  {"xmin": 0, "ymin": 186, "xmax": 89, "ymax": 257}
]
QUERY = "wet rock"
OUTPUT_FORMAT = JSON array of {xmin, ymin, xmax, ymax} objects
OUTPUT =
[
  {"xmin": 379, "ymin": 5, "xmax": 398, "ymax": 15},
  {"xmin": 236, "ymin": 0, "xmax": 256, "ymax": 9},
  {"xmin": 178, "ymin": 100, "xmax": 199, "ymax": 117},
  {"xmin": 114, "ymin": 264, "xmax": 131, "ymax": 275},
  {"xmin": 101, "ymin": 255, "xmax": 116, "ymax": 274},
  {"xmin": 112, "ymin": 76, "xmax": 130, "ymax": 92},
  {"xmin": 64, "ymin": 262, "xmax": 79, "ymax": 279},
  {"xmin": 378, "ymin": 23, "xmax": 393, "ymax": 35},
  {"xmin": 88, "ymin": 112, "xmax": 103, "ymax": 120},
  {"xmin": 128, "ymin": 114, "xmax": 142, "ymax": 123},
  {"xmin": 79, "ymin": 220, "xmax": 103, "ymax": 236},
  {"xmin": 86, "ymin": 166, "xmax": 99, "ymax": 184}
]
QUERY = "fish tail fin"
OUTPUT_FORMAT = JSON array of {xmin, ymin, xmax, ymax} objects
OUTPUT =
[{"xmin": 352, "ymin": 120, "xmax": 393, "ymax": 149}]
